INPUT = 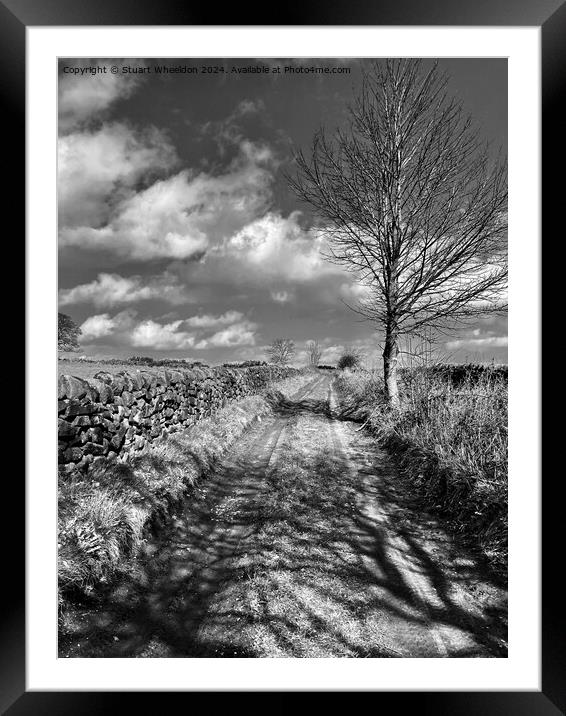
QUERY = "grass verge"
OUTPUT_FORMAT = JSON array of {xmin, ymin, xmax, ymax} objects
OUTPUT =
[
  {"xmin": 58, "ymin": 372, "xmax": 312, "ymax": 607},
  {"xmin": 336, "ymin": 368, "xmax": 508, "ymax": 573}
]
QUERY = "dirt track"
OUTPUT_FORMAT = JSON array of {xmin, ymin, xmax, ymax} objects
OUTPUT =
[{"xmin": 60, "ymin": 372, "xmax": 507, "ymax": 658}]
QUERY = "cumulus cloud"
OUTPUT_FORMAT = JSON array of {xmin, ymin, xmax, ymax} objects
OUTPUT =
[
  {"xmin": 60, "ymin": 142, "xmax": 275, "ymax": 261},
  {"xmin": 59, "ymin": 60, "xmax": 276, "ymax": 264},
  {"xmin": 80, "ymin": 314, "xmax": 116, "ymax": 340},
  {"xmin": 59, "ymin": 122, "xmax": 177, "ymax": 229},
  {"xmin": 59, "ymin": 60, "xmax": 145, "ymax": 132},
  {"xmin": 185, "ymin": 310, "xmax": 244, "ymax": 328},
  {"xmin": 79, "ymin": 309, "xmax": 257, "ymax": 351},
  {"xmin": 130, "ymin": 319, "xmax": 196, "ymax": 350},
  {"xmin": 217, "ymin": 211, "xmax": 341, "ymax": 283},
  {"xmin": 60, "ymin": 171, "xmax": 208, "ymax": 260},
  {"xmin": 59, "ymin": 272, "xmax": 190, "ymax": 308},
  {"xmin": 80, "ymin": 309, "xmax": 136, "ymax": 341},
  {"xmin": 195, "ymin": 321, "xmax": 257, "ymax": 349}
]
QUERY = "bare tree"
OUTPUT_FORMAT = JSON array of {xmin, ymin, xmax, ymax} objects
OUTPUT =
[
  {"xmin": 266, "ymin": 338, "xmax": 296, "ymax": 365},
  {"xmin": 305, "ymin": 339, "xmax": 322, "ymax": 366},
  {"xmin": 288, "ymin": 59, "xmax": 507, "ymax": 408}
]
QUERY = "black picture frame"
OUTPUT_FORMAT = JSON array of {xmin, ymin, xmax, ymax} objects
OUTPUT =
[{"xmin": 9, "ymin": 0, "xmax": 560, "ymax": 710}]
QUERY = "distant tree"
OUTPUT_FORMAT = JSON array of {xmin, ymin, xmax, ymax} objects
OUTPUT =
[
  {"xmin": 266, "ymin": 338, "xmax": 296, "ymax": 365},
  {"xmin": 128, "ymin": 356, "xmax": 156, "ymax": 366},
  {"xmin": 305, "ymin": 340, "xmax": 322, "ymax": 366},
  {"xmin": 288, "ymin": 59, "xmax": 507, "ymax": 408},
  {"xmin": 337, "ymin": 349, "xmax": 361, "ymax": 371},
  {"xmin": 58, "ymin": 312, "xmax": 81, "ymax": 352}
]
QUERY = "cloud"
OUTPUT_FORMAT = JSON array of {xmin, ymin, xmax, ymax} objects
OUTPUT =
[
  {"xmin": 80, "ymin": 314, "xmax": 116, "ymax": 340},
  {"xmin": 59, "ymin": 69, "xmax": 280, "ymax": 264},
  {"xmin": 217, "ymin": 211, "xmax": 342, "ymax": 283},
  {"xmin": 199, "ymin": 99, "xmax": 268, "ymax": 155},
  {"xmin": 235, "ymin": 99, "xmax": 266, "ymax": 116},
  {"xmin": 80, "ymin": 310, "xmax": 136, "ymax": 340},
  {"xmin": 270, "ymin": 290, "xmax": 292, "ymax": 303},
  {"xmin": 58, "ymin": 122, "xmax": 177, "ymax": 229},
  {"xmin": 339, "ymin": 282, "xmax": 372, "ymax": 303},
  {"xmin": 445, "ymin": 336, "xmax": 508, "ymax": 349},
  {"xmin": 238, "ymin": 139, "xmax": 276, "ymax": 166},
  {"xmin": 59, "ymin": 272, "xmax": 190, "ymax": 308},
  {"xmin": 59, "ymin": 142, "xmax": 275, "ymax": 261},
  {"xmin": 195, "ymin": 320, "xmax": 257, "ymax": 349},
  {"xmin": 185, "ymin": 310, "xmax": 244, "ymax": 328},
  {"xmin": 79, "ymin": 309, "xmax": 256, "ymax": 351},
  {"xmin": 130, "ymin": 319, "xmax": 196, "ymax": 350},
  {"xmin": 59, "ymin": 60, "xmax": 146, "ymax": 132},
  {"xmin": 60, "ymin": 170, "xmax": 207, "ymax": 260}
]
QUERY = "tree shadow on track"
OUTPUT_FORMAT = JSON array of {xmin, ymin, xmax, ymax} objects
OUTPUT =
[
  {"xmin": 265, "ymin": 389, "xmax": 333, "ymax": 418},
  {"xmin": 59, "ymin": 391, "xmax": 507, "ymax": 659}
]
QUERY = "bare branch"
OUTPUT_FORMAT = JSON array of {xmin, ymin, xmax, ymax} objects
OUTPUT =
[
  {"xmin": 287, "ymin": 59, "xmax": 507, "ymax": 406},
  {"xmin": 305, "ymin": 340, "xmax": 322, "ymax": 366},
  {"xmin": 266, "ymin": 338, "xmax": 296, "ymax": 366}
]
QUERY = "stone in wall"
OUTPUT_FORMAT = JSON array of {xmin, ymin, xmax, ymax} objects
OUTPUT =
[{"xmin": 58, "ymin": 365, "xmax": 299, "ymax": 475}]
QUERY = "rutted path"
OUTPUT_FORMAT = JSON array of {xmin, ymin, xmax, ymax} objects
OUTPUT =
[{"xmin": 60, "ymin": 373, "xmax": 507, "ymax": 658}]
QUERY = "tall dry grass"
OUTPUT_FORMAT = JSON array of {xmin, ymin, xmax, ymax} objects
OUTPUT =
[{"xmin": 337, "ymin": 367, "xmax": 508, "ymax": 571}]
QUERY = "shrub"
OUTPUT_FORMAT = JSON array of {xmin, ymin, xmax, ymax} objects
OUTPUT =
[
  {"xmin": 336, "ymin": 365, "xmax": 508, "ymax": 571},
  {"xmin": 223, "ymin": 360, "xmax": 267, "ymax": 368},
  {"xmin": 127, "ymin": 356, "xmax": 156, "ymax": 366},
  {"xmin": 337, "ymin": 351, "xmax": 361, "ymax": 371},
  {"xmin": 399, "ymin": 363, "xmax": 507, "ymax": 387}
]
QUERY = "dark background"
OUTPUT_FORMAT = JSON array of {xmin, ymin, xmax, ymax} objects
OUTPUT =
[{"xmin": 6, "ymin": 0, "xmax": 561, "ymax": 712}]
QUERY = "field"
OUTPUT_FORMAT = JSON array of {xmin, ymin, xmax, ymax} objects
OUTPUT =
[
  {"xmin": 60, "ymin": 361, "xmax": 150, "ymax": 380},
  {"xmin": 337, "ymin": 365, "xmax": 508, "ymax": 572},
  {"xmin": 58, "ymin": 357, "xmax": 272, "ymax": 380},
  {"xmin": 58, "ymin": 358, "xmax": 202, "ymax": 380}
]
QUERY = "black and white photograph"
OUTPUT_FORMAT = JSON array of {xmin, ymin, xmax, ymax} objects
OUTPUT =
[{"xmin": 57, "ymin": 57, "xmax": 509, "ymax": 659}]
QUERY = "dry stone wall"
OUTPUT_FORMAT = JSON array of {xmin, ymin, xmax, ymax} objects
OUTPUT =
[{"xmin": 58, "ymin": 365, "xmax": 299, "ymax": 474}]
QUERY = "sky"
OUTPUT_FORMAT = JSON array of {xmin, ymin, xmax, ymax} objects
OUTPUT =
[{"xmin": 58, "ymin": 57, "xmax": 508, "ymax": 367}]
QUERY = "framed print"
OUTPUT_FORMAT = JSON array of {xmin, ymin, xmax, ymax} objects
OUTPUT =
[{"xmin": 7, "ymin": 0, "xmax": 560, "ymax": 710}]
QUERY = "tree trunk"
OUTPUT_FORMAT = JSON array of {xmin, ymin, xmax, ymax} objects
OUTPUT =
[{"xmin": 383, "ymin": 325, "xmax": 400, "ymax": 409}]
